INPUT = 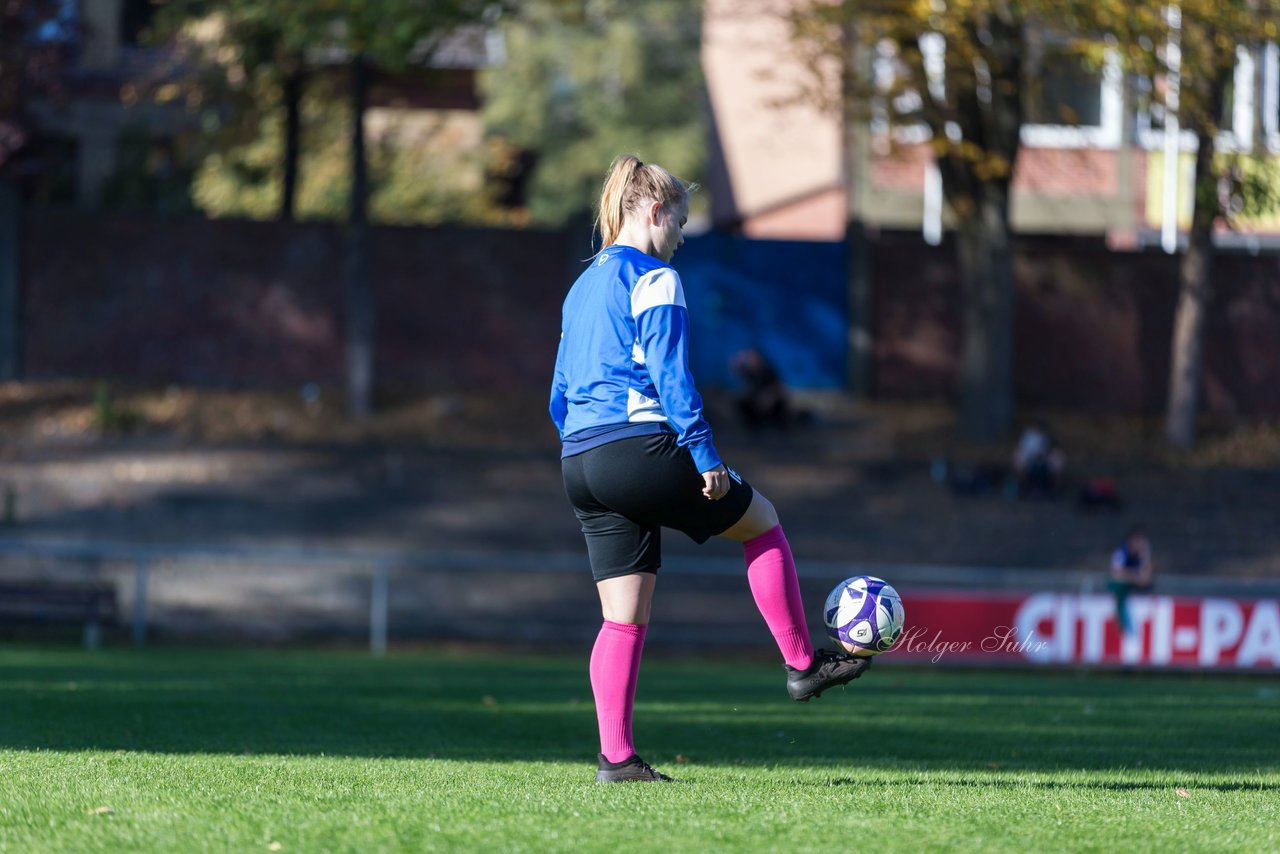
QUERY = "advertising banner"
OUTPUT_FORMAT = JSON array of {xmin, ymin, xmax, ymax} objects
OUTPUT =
[{"xmin": 895, "ymin": 591, "xmax": 1280, "ymax": 669}]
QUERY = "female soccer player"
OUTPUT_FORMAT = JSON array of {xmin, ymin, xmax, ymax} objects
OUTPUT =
[{"xmin": 551, "ymin": 155, "xmax": 872, "ymax": 783}]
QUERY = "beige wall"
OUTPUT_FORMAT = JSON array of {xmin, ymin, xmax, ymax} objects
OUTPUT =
[
  {"xmin": 702, "ymin": 0, "xmax": 844, "ymax": 239},
  {"xmin": 740, "ymin": 187, "xmax": 845, "ymax": 239}
]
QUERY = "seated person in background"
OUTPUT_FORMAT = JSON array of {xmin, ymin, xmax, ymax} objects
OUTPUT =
[
  {"xmin": 730, "ymin": 347, "xmax": 791, "ymax": 431},
  {"xmin": 1011, "ymin": 421, "xmax": 1066, "ymax": 497},
  {"xmin": 1078, "ymin": 476, "xmax": 1124, "ymax": 512},
  {"xmin": 1108, "ymin": 523, "xmax": 1154, "ymax": 635}
]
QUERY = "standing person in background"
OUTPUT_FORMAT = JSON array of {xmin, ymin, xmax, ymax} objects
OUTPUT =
[
  {"xmin": 1109, "ymin": 524, "xmax": 1155, "ymax": 635},
  {"xmin": 551, "ymin": 155, "xmax": 872, "ymax": 784}
]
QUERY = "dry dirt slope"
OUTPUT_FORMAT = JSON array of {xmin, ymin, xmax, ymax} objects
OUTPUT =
[{"xmin": 2, "ymin": 381, "xmax": 1279, "ymax": 577}]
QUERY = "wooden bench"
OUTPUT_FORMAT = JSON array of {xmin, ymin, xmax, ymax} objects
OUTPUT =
[{"xmin": 0, "ymin": 581, "xmax": 118, "ymax": 649}]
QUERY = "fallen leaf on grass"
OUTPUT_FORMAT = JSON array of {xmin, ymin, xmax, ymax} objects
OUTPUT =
[
  {"xmin": 86, "ymin": 806, "xmax": 113, "ymax": 816},
  {"xmin": 1176, "ymin": 788, "xmax": 1189, "ymax": 798},
  {"xmin": 267, "ymin": 843, "xmax": 283, "ymax": 851},
  {"xmin": 986, "ymin": 763, "xmax": 1002, "ymax": 769},
  {"xmin": 675, "ymin": 754, "xmax": 689, "ymax": 764}
]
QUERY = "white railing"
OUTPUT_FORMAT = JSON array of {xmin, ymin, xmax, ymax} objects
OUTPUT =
[
  {"xmin": 3, "ymin": 537, "xmax": 1277, "ymax": 653},
  {"xmin": 0, "ymin": 538, "xmax": 397, "ymax": 653}
]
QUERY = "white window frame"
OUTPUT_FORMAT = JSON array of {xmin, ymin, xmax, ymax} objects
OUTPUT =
[
  {"xmin": 1020, "ymin": 48, "xmax": 1123, "ymax": 149},
  {"xmin": 1231, "ymin": 46, "xmax": 1256, "ymax": 149},
  {"xmin": 872, "ymin": 36, "xmax": 1124, "ymax": 151},
  {"xmin": 1137, "ymin": 45, "xmax": 1256, "ymax": 152},
  {"xmin": 1265, "ymin": 42, "xmax": 1280, "ymax": 151}
]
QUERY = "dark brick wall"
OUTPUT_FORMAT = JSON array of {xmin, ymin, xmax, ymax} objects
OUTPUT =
[
  {"xmin": 20, "ymin": 212, "xmax": 1280, "ymax": 414},
  {"xmin": 24, "ymin": 212, "xmax": 574, "ymax": 391},
  {"xmin": 871, "ymin": 232, "xmax": 1280, "ymax": 415}
]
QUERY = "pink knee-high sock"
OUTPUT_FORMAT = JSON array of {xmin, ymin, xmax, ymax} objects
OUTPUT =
[
  {"xmin": 589, "ymin": 620, "xmax": 647, "ymax": 763},
  {"xmin": 744, "ymin": 524, "xmax": 814, "ymax": 670}
]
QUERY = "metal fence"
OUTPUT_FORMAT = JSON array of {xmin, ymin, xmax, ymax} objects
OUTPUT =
[{"xmin": 3, "ymin": 537, "xmax": 1279, "ymax": 654}]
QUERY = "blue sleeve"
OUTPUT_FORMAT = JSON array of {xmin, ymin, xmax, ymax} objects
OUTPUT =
[
  {"xmin": 635, "ymin": 304, "xmax": 722, "ymax": 472},
  {"xmin": 549, "ymin": 333, "xmax": 568, "ymax": 438}
]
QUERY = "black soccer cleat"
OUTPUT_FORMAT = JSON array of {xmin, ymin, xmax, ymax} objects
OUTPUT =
[
  {"xmin": 595, "ymin": 753, "xmax": 676, "ymax": 783},
  {"xmin": 785, "ymin": 649, "xmax": 873, "ymax": 701}
]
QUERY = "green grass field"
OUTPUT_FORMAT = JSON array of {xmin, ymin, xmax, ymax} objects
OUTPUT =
[{"xmin": 0, "ymin": 648, "xmax": 1276, "ymax": 852}]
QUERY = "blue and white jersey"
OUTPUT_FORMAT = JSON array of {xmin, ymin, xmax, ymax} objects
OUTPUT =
[
  {"xmin": 1112, "ymin": 545, "xmax": 1144, "ymax": 575},
  {"xmin": 550, "ymin": 245, "xmax": 722, "ymax": 473}
]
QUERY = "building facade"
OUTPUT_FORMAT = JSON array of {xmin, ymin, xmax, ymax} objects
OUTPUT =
[
  {"xmin": 703, "ymin": 0, "xmax": 1280, "ymax": 248},
  {"xmin": 19, "ymin": 0, "xmax": 494, "ymax": 213}
]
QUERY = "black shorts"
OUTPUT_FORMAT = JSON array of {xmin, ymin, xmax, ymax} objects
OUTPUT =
[{"xmin": 562, "ymin": 431, "xmax": 754, "ymax": 581}]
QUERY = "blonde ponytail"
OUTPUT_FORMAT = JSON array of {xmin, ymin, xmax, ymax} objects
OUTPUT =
[
  {"xmin": 594, "ymin": 154, "xmax": 697, "ymax": 251},
  {"xmin": 597, "ymin": 155, "xmax": 643, "ymax": 249}
]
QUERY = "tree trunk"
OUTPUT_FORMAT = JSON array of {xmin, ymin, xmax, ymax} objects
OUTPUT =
[
  {"xmin": 956, "ymin": 183, "xmax": 1015, "ymax": 442},
  {"xmin": 0, "ymin": 180, "xmax": 21, "ymax": 380},
  {"xmin": 1165, "ymin": 64, "xmax": 1230, "ymax": 450},
  {"xmin": 845, "ymin": 219, "xmax": 873, "ymax": 398},
  {"xmin": 1164, "ymin": 125, "xmax": 1218, "ymax": 449},
  {"xmin": 909, "ymin": 10, "xmax": 1023, "ymax": 443},
  {"xmin": 345, "ymin": 54, "xmax": 373, "ymax": 420},
  {"xmin": 279, "ymin": 66, "xmax": 303, "ymax": 222}
]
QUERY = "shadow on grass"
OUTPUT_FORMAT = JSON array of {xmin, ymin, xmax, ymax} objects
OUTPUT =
[
  {"xmin": 0, "ymin": 649, "xmax": 1276, "ymax": 777},
  {"xmin": 820, "ymin": 778, "xmax": 1280, "ymax": 792}
]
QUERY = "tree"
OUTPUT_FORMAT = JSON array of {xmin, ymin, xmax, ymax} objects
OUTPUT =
[
  {"xmin": 792, "ymin": 1, "xmax": 1030, "ymax": 440},
  {"xmin": 1127, "ymin": 2, "xmax": 1280, "ymax": 448},
  {"xmin": 795, "ymin": 1, "xmax": 1280, "ymax": 446},
  {"xmin": 790, "ymin": 1, "xmax": 1140, "ymax": 441},
  {"xmin": 478, "ymin": 0, "xmax": 706, "ymax": 228},
  {"xmin": 184, "ymin": 86, "xmax": 495, "ymax": 224},
  {"xmin": 154, "ymin": 0, "xmax": 314, "ymax": 221},
  {"xmin": 274, "ymin": 0, "xmax": 501, "ymax": 418},
  {"xmin": 158, "ymin": 0, "xmax": 501, "ymax": 417}
]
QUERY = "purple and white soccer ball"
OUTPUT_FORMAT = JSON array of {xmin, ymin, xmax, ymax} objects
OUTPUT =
[{"xmin": 823, "ymin": 575, "xmax": 904, "ymax": 657}]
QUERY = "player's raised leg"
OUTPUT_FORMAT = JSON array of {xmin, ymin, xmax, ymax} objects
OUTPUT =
[
  {"xmin": 719, "ymin": 492, "xmax": 811, "ymax": 669},
  {"xmin": 720, "ymin": 490, "xmax": 872, "ymax": 701}
]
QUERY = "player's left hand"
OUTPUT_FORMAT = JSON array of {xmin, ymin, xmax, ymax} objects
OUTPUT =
[{"xmin": 702, "ymin": 465, "xmax": 730, "ymax": 501}]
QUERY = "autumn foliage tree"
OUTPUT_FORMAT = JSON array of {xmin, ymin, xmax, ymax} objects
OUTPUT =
[
  {"xmin": 156, "ymin": 0, "xmax": 500, "ymax": 418},
  {"xmin": 1118, "ymin": 1, "xmax": 1280, "ymax": 448},
  {"xmin": 479, "ymin": 0, "xmax": 705, "ymax": 227},
  {"xmin": 153, "ymin": 0, "xmax": 311, "ymax": 221},
  {"xmin": 794, "ymin": 1, "xmax": 1280, "ymax": 447},
  {"xmin": 790, "ymin": 1, "xmax": 1129, "ymax": 441}
]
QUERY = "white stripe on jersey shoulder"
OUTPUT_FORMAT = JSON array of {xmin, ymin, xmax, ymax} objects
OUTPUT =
[{"xmin": 630, "ymin": 267, "xmax": 686, "ymax": 319}]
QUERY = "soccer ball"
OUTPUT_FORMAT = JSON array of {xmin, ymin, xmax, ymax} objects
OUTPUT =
[{"xmin": 823, "ymin": 576, "xmax": 904, "ymax": 657}]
